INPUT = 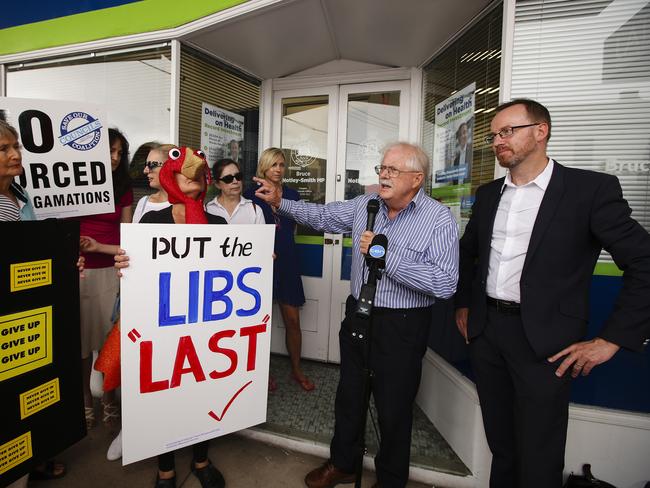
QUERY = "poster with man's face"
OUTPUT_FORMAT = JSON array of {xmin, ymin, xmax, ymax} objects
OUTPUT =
[{"xmin": 200, "ymin": 102, "xmax": 244, "ymax": 167}]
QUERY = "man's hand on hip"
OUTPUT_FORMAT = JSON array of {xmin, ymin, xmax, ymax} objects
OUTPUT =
[
  {"xmin": 548, "ymin": 337, "xmax": 620, "ymax": 378},
  {"xmin": 455, "ymin": 308, "xmax": 469, "ymax": 344}
]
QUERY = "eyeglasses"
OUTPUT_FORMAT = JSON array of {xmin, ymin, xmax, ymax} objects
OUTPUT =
[
  {"xmin": 484, "ymin": 123, "xmax": 542, "ymax": 144},
  {"xmin": 144, "ymin": 160, "xmax": 164, "ymax": 170},
  {"xmin": 374, "ymin": 165, "xmax": 422, "ymax": 178},
  {"xmin": 218, "ymin": 172, "xmax": 243, "ymax": 184}
]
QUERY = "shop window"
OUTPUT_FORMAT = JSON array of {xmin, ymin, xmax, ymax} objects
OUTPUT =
[
  {"xmin": 422, "ymin": 6, "xmax": 503, "ymax": 234},
  {"xmin": 512, "ymin": 0, "xmax": 650, "ymax": 414},
  {"xmin": 6, "ymin": 45, "xmax": 173, "ymax": 190},
  {"xmin": 512, "ymin": 0, "xmax": 650, "ymax": 248},
  {"xmin": 178, "ymin": 46, "xmax": 260, "ymax": 203}
]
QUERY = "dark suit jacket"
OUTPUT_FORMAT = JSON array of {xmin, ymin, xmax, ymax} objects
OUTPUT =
[{"xmin": 456, "ymin": 162, "xmax": 650, "ymax": 358}]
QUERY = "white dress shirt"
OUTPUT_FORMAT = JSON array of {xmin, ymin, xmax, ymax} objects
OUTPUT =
[
  {"xmin": 205, "ymin": 195, "xmax": 265, "ymax": 224},
  {"xmin": 486, "ymin": 159, "xmax": 554, "ymax": 302}
]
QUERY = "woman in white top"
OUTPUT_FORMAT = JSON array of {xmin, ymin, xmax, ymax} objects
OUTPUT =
[
  {"xmin": 132, "ymin": 143, "xmax": 173, "ymax": 223},
  {"xmin": 104, "ymin": 143, "xmax": 174, "ymax": 462},
  {"xmin": 206, "ymin": 158, "xmax": 264, "ymax": 224}
]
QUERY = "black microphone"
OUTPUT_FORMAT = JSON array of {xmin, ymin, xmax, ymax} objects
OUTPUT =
[
  {"xmin": 365, "ymin": 199, "xmax": 380, "ymax": 232},
  {"xmin": 356, "ymin": 234, "xmax": 388, "ymax": 321},
  {"xmin": 366, "ymin": 233, "xmax": 387, "ymax": 269}
]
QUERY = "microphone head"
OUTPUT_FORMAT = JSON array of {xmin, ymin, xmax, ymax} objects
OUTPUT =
[
  {"xmin": 369, "ymin": 233, "xmax": 388, "ymax": 257},
  {"xmin": 367, "ymin": 199, "xmax": 380, "ymax": 214},
  {"xmin": 368, "ymin": 234, "xmax": 387, "ymax": 269}
]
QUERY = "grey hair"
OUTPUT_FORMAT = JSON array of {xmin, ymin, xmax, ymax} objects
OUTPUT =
[
  {"xmin": 0, "ymin": 120, "xmax": 19, "ymax": 140},
  {"xmin": 381, "ymin": 142, "xmax": 429, "ymax": 184}
]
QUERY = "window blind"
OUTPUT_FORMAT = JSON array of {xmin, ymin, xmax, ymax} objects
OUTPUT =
[{"xmin": 511, "ymin": 0, "xmax": 650, "ymax": 264}]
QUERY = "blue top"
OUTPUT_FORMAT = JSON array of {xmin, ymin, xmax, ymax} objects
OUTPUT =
[
  {"xmin": 279, "ymin": 189, "xmax": 459, "ymax": 308},
  {"xmin": 244, "ymin": 184, "xmax": 305, "ymax": 307}
]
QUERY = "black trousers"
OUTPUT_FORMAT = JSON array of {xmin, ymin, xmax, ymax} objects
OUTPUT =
[
  {"xmin": 157, "ymin": 440, "xmax": 209, "ymax": 472},
  {"xmin": 330, "ymin": 295, "xmax": 431, "ymax": 488},
  {"xmin": 470, "ymin": 306, "xmax": 572, "ymax": 488}
]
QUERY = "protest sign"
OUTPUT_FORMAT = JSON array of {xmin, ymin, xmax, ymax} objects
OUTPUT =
[
  {"xmin": 0, "ymin": 220, "xmax": 84, "ymax": 486},
  {"xmin": 0, "ymin": 97, "xmax": 114, "ymax": 219},
  {"xmin": 120, "ymin": 223, "xmax": 275, "ymax": 464}
]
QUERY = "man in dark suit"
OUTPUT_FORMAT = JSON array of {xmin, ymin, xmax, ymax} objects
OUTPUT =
[{"xmin": 455, "ymin": 99, "xmax": 650, "ymax": 488}]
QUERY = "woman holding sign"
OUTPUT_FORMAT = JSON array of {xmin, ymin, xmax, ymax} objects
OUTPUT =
[
  {"xmin": 244, "ymin": 148, "xmax": 314, "ymax": 391},
  {"xmin": 115, "ymin": 146, "xmax": 226, "ymax": 488},
  {"xmin": 78, "ymin": 128, "xmax": 133, "ymax": 431},
  {"xmin": 1, "ymin": 120, "xmax": 69, "ymax": 484},
  {"xmin": 99, "ymin": 142, "xmax": 174, "ymax": 463}
]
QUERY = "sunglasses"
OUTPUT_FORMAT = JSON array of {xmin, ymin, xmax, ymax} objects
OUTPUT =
[
  {"xmin": 144, "ymin": 160, "xmax": 164, "ymax": 170},
  {"xmin": 218, "ymin": 172, "xmax": 243, "ymax": 184}
]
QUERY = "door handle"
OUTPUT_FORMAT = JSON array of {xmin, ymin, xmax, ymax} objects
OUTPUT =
[{"xmin": 324, "ymin": 238, "xmax": 333, "ymax": 245}]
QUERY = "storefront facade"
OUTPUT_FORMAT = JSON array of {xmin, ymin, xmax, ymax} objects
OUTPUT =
[{"xmin": 2, "ymin": 0, "xmax": 648, "ymax": 486}]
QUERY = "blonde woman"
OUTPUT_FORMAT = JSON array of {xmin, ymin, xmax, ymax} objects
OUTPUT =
[{"xmin": 244, "ymin": 148, "xmax": 314, "ymax": 391}]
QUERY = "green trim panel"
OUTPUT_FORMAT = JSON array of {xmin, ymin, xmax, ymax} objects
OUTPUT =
[
  {"xmin": 0, "ymin": 0, "xmax": 245, "ymax": 57},
  {"xmin": 594, "ymin": 262, "xmax": 623, "ymax": 277},
  {"xmin": 294, "ymin": 235, "xmax": 324, "ymax": 245}
]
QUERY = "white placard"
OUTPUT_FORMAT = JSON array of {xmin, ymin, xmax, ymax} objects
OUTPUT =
[
  {"xmin": 200, "ymin": 102, "xmax": 245, "ymax": 167},
  {"xmin": 0, "ymin": 97, "xmax": 114, "ymax": 219},
  {"xmin": 120, "ymin": 223, "xmax": 275, "ymax": 465}
]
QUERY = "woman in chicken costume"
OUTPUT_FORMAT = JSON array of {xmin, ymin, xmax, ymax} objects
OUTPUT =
[{"xmin": 112, "ymin": 146, "xmax": 227, "ymax": 488}]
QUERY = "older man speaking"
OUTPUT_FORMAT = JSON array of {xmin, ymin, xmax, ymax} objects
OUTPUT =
[{"xmin": 254, "ymin": 142, "xmax": 459, "ymax": 488}]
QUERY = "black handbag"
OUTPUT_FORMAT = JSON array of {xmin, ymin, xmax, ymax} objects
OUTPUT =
[{"xmin": 564, "ymin": 464, "xmax": 617, "ymax": 488}]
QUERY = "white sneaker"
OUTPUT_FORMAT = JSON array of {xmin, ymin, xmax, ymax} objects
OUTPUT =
[{"xmin": 107, "ymin": 430, "xmax": 122, "ymax": 461}]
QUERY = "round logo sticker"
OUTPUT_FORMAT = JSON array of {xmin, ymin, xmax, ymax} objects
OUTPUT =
[
  {"xmin": 369, "ymin": 244, "xmax": 386, "ymax": 259},
  {"xmin": 59, "ymin": 112, "xmax": 103, "ymax": 151}
]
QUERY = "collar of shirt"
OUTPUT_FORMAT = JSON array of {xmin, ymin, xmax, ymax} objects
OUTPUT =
[
  {"xmin": 208, "ymin": 195, "xmax": 251, "ymax": 210},
  {"xmin": 501, "ymin": 158, "xmax": 554, "ymax": 192},
  {"xmin": 378, "ymin": 187, "xmax": 424, "ymax": 216}
]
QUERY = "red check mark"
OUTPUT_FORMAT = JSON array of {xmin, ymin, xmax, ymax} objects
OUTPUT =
[{"xmin": 208, "ymin": 380, "xmax": 253, "ymax": 422}]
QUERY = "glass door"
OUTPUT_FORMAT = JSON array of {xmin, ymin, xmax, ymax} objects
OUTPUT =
[
  {"xmin": 271, "ymin": 87, "xmax": 338, "ymax": 361},
  {"xmin": 328, "ymin": 81, "xmax": 411, "ymax": 362},
  {"xmin": 270, "ymin": 80, "xmax": 411, "ymax": 363}
]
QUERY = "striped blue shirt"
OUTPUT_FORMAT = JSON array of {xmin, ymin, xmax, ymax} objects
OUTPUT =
[{"xmin": 279, "ymin": 188, "xmax": 459, "ymax": 309}]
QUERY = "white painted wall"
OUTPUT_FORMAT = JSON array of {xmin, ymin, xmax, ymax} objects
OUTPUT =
[{"xmin": 417, "ymin": 351, "xmax": 650, "ymax": 488}]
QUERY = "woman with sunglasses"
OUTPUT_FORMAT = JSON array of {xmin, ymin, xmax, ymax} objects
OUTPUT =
[
  {"xmin": 206, "ymin": 158, "xmax": 264, "ymax": 224},
  {"xmin": 244, "ymin": 148, "xmax": 314, "ymax": 392},
  {"xmin": 100, "ymin": 143, "xmax": 174, "ymax": 463},
  {"xmin": 132, "ymin": 143, "xmax": 173, "ymax": 223}
]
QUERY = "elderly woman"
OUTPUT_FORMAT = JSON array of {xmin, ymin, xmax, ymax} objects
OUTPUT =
[
  {"xmin": 0, "ymin": 120, "xmax": 36, "ymax": 221},
  {"xmin": 0, "ymin": 120, "xmax": 68, "ymax": 484},
  {"xmin": 206, "ymin": 158, "xmax": 264, "ymax": 224}
]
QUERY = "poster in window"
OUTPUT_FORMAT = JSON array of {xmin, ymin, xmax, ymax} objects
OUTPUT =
[
  {"xmin": 200, "ymin": 102, "xmax": 245, "ymax": 168},
  {"xmin": 431, "ymin": 83, "xmax": 475, "ymax": 231}
]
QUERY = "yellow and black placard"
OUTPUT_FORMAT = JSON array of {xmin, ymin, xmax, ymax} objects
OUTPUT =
[
  {"xmin": 0, "ymin": 306, "xmax": 53, "ymax": 382},
  {"xmin": 20, "ymin": 378, "xmax": 60, "ymax": 419},
  {"xmin": 10, "ymin": 259, "xmax": 52, "ymax": 292},
  {"xmin": 0, "ymin": 220, "xmax": 84, "ymax": 487},
  {"xmin": 0, "ymin": 433, "xmax": 32, "ymax": 476}
]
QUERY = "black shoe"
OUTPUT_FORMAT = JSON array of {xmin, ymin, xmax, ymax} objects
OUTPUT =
[
  {"xmin": 154, "ymin": 474, "xmax": 176, "ymax": 488},
  {"xmin": 191, "ymin": 460, "xmax": 225, "ymax": 488}
]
